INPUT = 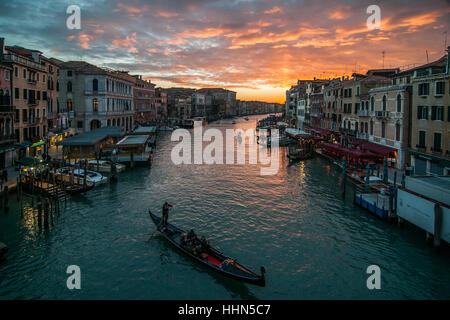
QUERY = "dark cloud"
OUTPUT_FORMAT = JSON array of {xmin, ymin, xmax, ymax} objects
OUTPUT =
[{"xmin": 0, "ymin": 0, "xmax": 448, "ymax": 102}]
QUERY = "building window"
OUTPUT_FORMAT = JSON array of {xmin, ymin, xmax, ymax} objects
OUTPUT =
[
  {"xmin": 448, "ymin": 106, "xmax": 450, "ymax": 122},
  {"xmin": 431, "ymin": 106, "xmax": 443, "ymax": 121},
  {"xmin": 23, "ymin": 69, "xmax": 27, "ymax": 79},
  {"xmin": 67, "ymin": 99, "xmax": 72, "ymax": 111},
  {"xmin": 395, "ymin": 123, "xmax": 400, "ymax": 141},
  {"xmin": 435, "ymin": 81, "xmax": 445, "ymax": 95},
  {"xmin": 37, "ymin": 73, "xmax": 39, "ymax": 81},
  {"xmin": 382, "ymin": 95, "xmax": 387, "ymax": 111},
  {"xmin": 370, "ymin": 120, "xmax": 373, "ymax": 135},
  {"xmin": 93, "ymin": 79, "xmax": 98, "ymax": 91},
  {"xmin": 67, "ymin": 70, "xmax": 72, "ymax": 77},
  {"xmin": 370, "ymin": 96, "xmax": 374, "ymax": 111},
  {"xmin": 418, "ymin": 83, "xmax": 430, "ymax": 96},
  {"xmin": 23, "ymin": 88, "xmax": 27, "ymax": 99},
  {"xmin": 14, "ymin": 88, "xmax": 19, "ymax": 99},
  {"xmin": 93, "ymin": 98, "xmax": 98, "ymax": 112},
  {"xmin": 381, "ymin": 121, "xmax": 386, "ymax": 138},
  {"xmin": 396, "ymin": 94, "xmax": 401, "ymax": 112},
  {"xmin": 14, "ymin": 67, "xmax": 18, "ymax": 77},
  {"xmin": 5, "ymin": 70, "xmax": 10, "ymax": 81},
  {"xmin": 67, "ymin": 81, "xmax": 72, "ymax": 92},
  {"xmin": 417, "ymin": 106, "xmax": 429, "ymax": 120},
  {"xmin": 77, "ymin": 121, "xmax": 83, "ymax": 129},
  {"xmin": 433, "ymin": 133, "xmax": 442, "ymax": 152},
  {"xmin": 418, "ymin": 131, "xmax": 426, "ymax": 148}
]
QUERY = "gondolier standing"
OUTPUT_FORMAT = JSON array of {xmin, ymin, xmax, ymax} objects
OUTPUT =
[{"xmin": 159, "ymin": 201, "xmax": 173, "ymax": 229}]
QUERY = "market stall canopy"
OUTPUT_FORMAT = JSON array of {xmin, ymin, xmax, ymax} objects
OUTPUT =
[
  {"xmin": 309, "ymin": 128, "xmax": 332, "ymax": 136},
  {"xmin": 361, "ymin": 141, "xmax": 395, "ymax": 155},
  {"xmin": 15, "ymin": 157, "xmax": 41, "ymax": 166},
  {"xmin": 31, "ymin": 141, "xmax": 46, "ymax": 148},
  {"xmin": 285, "ymin": 128, "xmax": 313, "ymax": 139},
  {"xmin": 134, "ymin": 126, "xmax": 157, "ymax": 135},
  {"xmin": 321, "ymin": 142, "xmax": 377, "ymax": 159},
  {"xmin": 56, "ymin": 127, "xmax": 124, "ymax": 147},
  {"xmin": 116, "ymin": 135, "xmax": 149, "ymax": 147}
]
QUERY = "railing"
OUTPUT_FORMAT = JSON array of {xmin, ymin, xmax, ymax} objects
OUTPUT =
[
  {"xmin": 357, "ymin": 132, "xmax": 368, "ymax": 139},
  {"xmin": 28, "ymin": 100, "xmax": 38, "ymax": 106},
  {"xmin": 1, "ymin": 54, "xmax": 46, "ymax": 72},
  {"xmin": 357, "ymin": 110, "xmax": 369, "ymax": 117},
  {"xmin": 375, "ymin": 111, "xmax": 390, "ymax": 118},
  {"xmin": 0, "ymin": 105, "xmax": 14, "ymax": 113},
  {"xmin": 27, "ymin": 78, "xmax": 37, "ymax": 84},
  {"xmin": 415, "ymin": 145, "xmax": 426, "ymax": 153}
]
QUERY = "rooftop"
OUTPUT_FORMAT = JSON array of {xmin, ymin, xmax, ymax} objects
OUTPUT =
[
  {"xmin": 56, "ymin": 127, "xmax": 124, "ymax": 146},
  {"xmin": 134, "ymin": 126, "xmax": 157, "ymax": 134},
  {"xmin": 117, "ymin": 134, "xmax": 150, "ymax": 146}
]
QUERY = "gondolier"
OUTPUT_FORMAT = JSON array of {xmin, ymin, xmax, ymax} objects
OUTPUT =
[{"xmin": 159, "ymin": 201, "xmax": 173, "ymax": 229}]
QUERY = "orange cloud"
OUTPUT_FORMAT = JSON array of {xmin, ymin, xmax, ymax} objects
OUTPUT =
[
  {"xmin": 109, "ymin": 32, "xmax": 138, "ymax": 53},
  {"xmin": 264, "ymin": 6, "xmax": 282, "ymax": 14}
]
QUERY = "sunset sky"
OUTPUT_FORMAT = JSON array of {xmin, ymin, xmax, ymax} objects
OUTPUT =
[{"xmin": 0, "ymin": 0, "xmax": 449, "ymax": 103}]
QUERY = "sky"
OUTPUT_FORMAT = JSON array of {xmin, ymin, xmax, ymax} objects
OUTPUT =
[{"xmin": 0, "ymin": 0, "xmax": 449, "ymax": 103}]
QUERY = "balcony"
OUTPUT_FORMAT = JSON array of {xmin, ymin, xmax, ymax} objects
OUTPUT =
[
  {"xmin": 0, "ymin": 104, "xmax": 14, "ymax": 113},
  {"xmin": 0, "ymin": 134, "xmax": 17, "ymax": 143},
  {"xmin": 375, "ymin": 110, "xmax": 390, "ymax": 118},
  {"xmin": 1, "ymin": 54, "xmax": 46, "ymax": 72},
  {"xmin": 27, "ymin": 78, "xmax": 37, "ymax": 85},
  {"xmin": 28, "ymin": 99, "xmax": 38, "ymax": 107},
  {"xmin": 356, "ymin": 132, "xmax": 368, "ymax": 140},
  {"xmin": 415, "ymin": 145, "xmax": 426, "ymax": 153},
  {"xmin": 430, "ymin": 147, "xmax": 442, "ymax": 156},
  {"xmin": 357, "ymin": 110, "xmax": 370, "ymax": 117}
]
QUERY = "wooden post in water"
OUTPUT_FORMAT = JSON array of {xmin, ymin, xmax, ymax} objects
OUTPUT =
[
  {"xmin": 342, "ymin": 157, "xmax": 346, "ymax": 198},
  {"xmin": 3, "ymin": 186, "xmax": 9, "ymax": 213},
  {"xmin": 434, "ymin": 204, "xmax": 442, "ymax": 248}
]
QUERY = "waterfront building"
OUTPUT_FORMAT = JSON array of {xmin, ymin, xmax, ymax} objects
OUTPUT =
[
  {"xmin": 1, "ymin": 39, "xmax": 49, "ymax": 144},
  {"xmin": 155, "ymin": 87, "xmax": 168, "ymax": 121},
  {"xmin": 192, "ymin": 92, "xmax": 206, "ymax": 117},
  {"xmin": 133, "ymin": 75, "xmax": 155, "ymax": 125},
  {"xmin": 0, "ymin": 60, "xmax": 15, "ymax": 169},
  {"xmin": 407, "ymin": 51, "xmax": 450, "ymax": 175},
  {"xmin": 197, "ymin": 88, "xmax": 237, "ymax": 117},
  {"xmin": 310, "ymin": 88, "xmax": 324, "ymax": 130},
  {"xmin": 322, "ymin": 78, "xmax": 342, "ymax": 133},
  {"xmin": 42, "ymin": 57, "xmax": 62, "ymax": 134},
  {"xmin": 367, "ymin": 82, "xmax": 412, "ymax": 169},
  {"xmin": 59, "ymin": 61, "xmax": 135, "ymax": 134}
]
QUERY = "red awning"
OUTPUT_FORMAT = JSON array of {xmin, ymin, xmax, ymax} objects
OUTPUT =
[
  {"xmin": 321, "ymin": 143, "xmax": 377, "ymax": 159},
  {"xmin": 361, "ymin": 141, "xmax": 395, "ymax": 155}
]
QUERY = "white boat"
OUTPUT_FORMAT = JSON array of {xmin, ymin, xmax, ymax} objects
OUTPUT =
[
  {"xmin": 56, "ymin": 167, "xmax": 108, "ymax": 186},
  {"xmin": 87, "ymin": 160, "xmax": 126, "ymax": 173}
]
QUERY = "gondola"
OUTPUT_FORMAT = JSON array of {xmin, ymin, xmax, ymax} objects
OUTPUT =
[{"xmin": 148, "ymin": 210, "xmax": 266, "ymax": 286}]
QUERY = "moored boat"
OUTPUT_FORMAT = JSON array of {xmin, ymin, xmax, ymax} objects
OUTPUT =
[
  {"xmin": 87, "ymin": 160, "xmax": 126, "ymax": 173},
  {"xmin": 148, "ymin": 210, "xmax": 266, "ymax": 286},
  {"xmin": 55, "ymin": 167, "xmax": 108, "ymax": 186}
]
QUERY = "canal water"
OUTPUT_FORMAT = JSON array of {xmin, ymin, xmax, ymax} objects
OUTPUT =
[{"xmin": 1, "ymin": 115, "xmax": 449, "ymax": 299}]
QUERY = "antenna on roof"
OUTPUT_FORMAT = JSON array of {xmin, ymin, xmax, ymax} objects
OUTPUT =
[
  {"xmin": 382, "ymin": 51, "xmax": 385, "ymax": 68},
  {"xmin": 426, "ymin": 50, "xmax": 429, "ymax": 63},
  {"xmin": 444, "ymin": 31, "xmax": 448, "ymax": 51}
]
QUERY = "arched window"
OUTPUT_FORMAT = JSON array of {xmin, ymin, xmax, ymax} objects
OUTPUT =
[
  {"xmin": 370, "ymin": 96, "xmax": 375, "ymax": 111},
  {"xmin": 67, "ymin": 99, "xmax": 72, "ymax": 111},
  {"xmin": 93, "ymin": 79, "xmax": 98, "ymax": 91},
  {"xmin": 370, "ymin": 120, "xmax": 373, "ymax": 135},
  {"xmin": 67, "ymin": 81, "xmax": 72, "ymax": 92},
  {"xmin": 395, "ymin": 122, "xmax": 401, "ymax": 141},
  {"xmin": 396, "ymin": 94, "xmax": 402, "ymax": 112},
  {"xmin": 93, "ymin": 98, "xmax": 98, "ymax": 113},
  {"xmin": 382, "ymin": 95, "xmax": 387, "ymax": 111}
]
